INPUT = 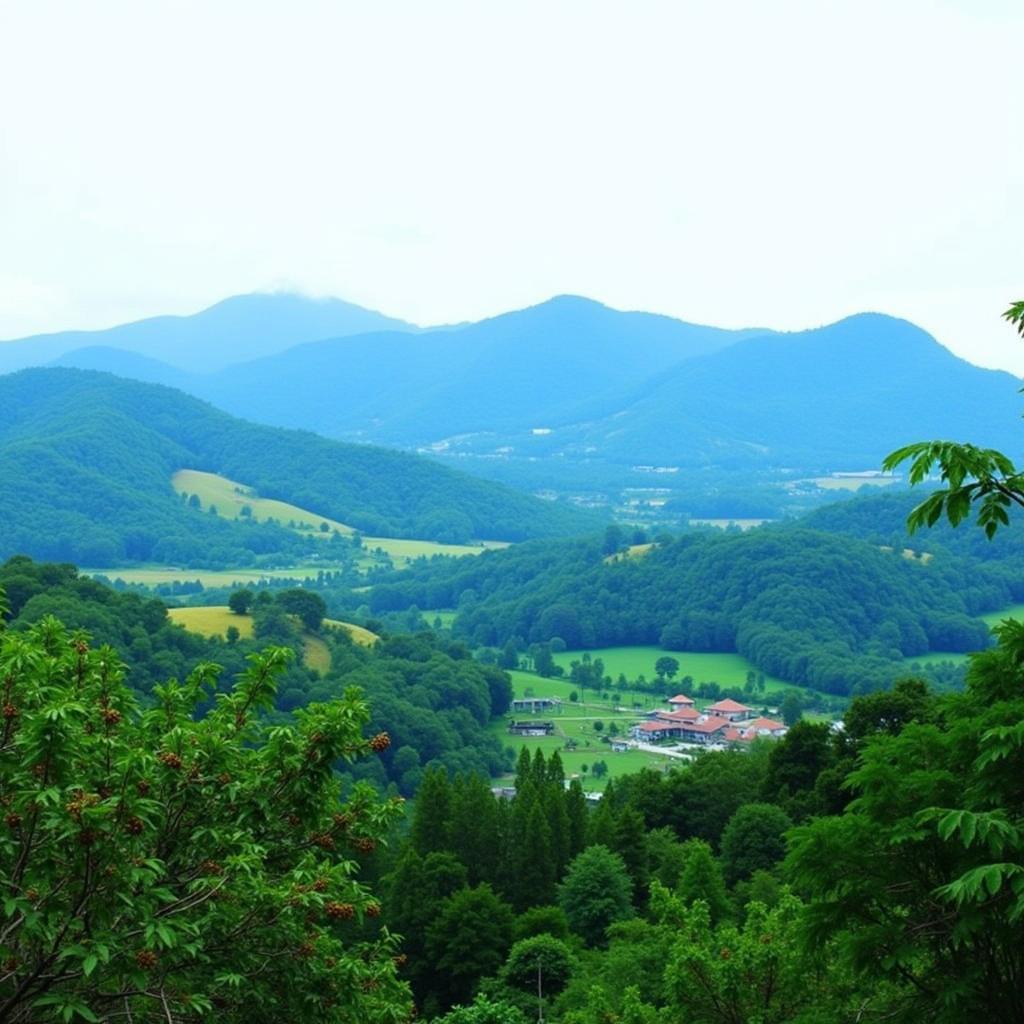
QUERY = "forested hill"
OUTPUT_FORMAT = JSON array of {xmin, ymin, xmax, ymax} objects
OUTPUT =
[
  {"xmin": 365, "ymin": 517, "xmax": 1024, "ymax": 695},
  {"xmin": 0, "ymin": 292, "xmax": 417, "ymax": 374},
  {"xmin": 0, "ymin": 369, "xmax": 600, "ymax": 566}
]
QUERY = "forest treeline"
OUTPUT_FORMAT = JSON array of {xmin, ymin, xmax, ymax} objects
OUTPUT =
[
  {"xmin": 361, "ymin": 501, "xmax": 1024, "ymax": 694},
  {"xmin": 0, "ymin": 368, "xmax": 599, "ymax": 567}
]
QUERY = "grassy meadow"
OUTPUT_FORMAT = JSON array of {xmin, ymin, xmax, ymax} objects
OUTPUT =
[
  {"xmin": 167, "ymin": 606, "xmax": 378, "ymax": 674},
  {"xmin": 552, "ymin": 646, "xmax": 793, "ymax": 696},
  {"xmin": 172, "ymin": 468, "xmax": 508, "ymax": 567}
]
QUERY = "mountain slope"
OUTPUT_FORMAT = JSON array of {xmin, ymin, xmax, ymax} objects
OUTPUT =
[
  {"xmin": 0, "ymin": 292, "xmax": 417, "ymax": 374},
  {"xmin": 569, "ymin": 313, "xmax": 1024, "ymax": 469},
  {"xmin": 0, "ymin": 369, "xmax": 600, "ymax": 567},
  {"xmin": 164, "ymin": 295, "xmax": 764, "ymax": 441}
]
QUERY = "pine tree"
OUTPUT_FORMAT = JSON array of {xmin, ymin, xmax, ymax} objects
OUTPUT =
[
  {"xmin": 411, "ymin": 764, "xmax": 452, "ymax": 856},
  {"xmin": 514, "ymin": 746, "xmax": 533, "ymax": 792},
  {"xmin": 566, "ymin": 779, "xmax": 588, "ymax": 858},
  {"xmin": 677, "ymin": 839, "xmax": 731, "ymax": 924}
]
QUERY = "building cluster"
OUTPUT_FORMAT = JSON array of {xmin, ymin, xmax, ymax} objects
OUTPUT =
[{"xmin": 631, "ymin": 695, "xmax": 786, "ymax": 746}]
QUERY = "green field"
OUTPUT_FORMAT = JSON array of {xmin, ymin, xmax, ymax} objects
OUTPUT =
[
  {"xmin": 981, "ymin": 603, "xmax": 1024, "ymax": 628},
  {"xmin": 552, "ymin": 646, "xmax": 793, "ymax": 695},
  {"xmin": 172, "ymin": 469, "xmax": 509, "ymax": 567}
]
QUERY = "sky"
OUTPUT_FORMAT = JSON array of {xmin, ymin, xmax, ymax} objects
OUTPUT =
[{"xmin": 1, "ymin": 0, "xmax": 1022, "ymax": 370}]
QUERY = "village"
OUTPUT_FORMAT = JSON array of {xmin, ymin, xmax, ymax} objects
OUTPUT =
[{"xmin": 505, "ymin": 692, "xmax": 788, "ymax": 759}]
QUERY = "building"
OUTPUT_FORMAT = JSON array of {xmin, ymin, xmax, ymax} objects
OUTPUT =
[
  {"xmin": 654, "ymin": 707, "xmax": 701, "ymax": 724},
  {"xmin": 677, "ymin": 716, "xmax": 730, "ymax": 744},
  {"xmin": 510, "ymin": 697, "xmax": 557, "ymax": 714},
  {"xmin": 668, "ymin": 694, "xmax": 695, "ymax": 710},
  {"xmin": 705, "ymin": 698, "xmax": 755, "ymax": 722},
  {"xmin": 632, "ymin": 720, "xmax": 685, "ymax": 742},
  {"xmin": 508, "ymin": 720, "xmax": 555, "ymax": 736},
  {"xmin": 723, "ymin": 717, "xmax": 787, "ymax": 745}
]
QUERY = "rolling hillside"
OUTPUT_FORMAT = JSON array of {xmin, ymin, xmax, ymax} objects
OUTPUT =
[
  {"xmin": 1, "ymin": 292, "xmax": 417, "ymax": 374},
  {"xmin": 0, "ymin": 368, "xmax": 600, "ymax": 567}
]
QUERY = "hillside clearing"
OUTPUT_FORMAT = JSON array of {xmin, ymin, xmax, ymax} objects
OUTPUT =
[{"xmin": 172, "ymin": 468, "xmax": 509, "ymax": 566}]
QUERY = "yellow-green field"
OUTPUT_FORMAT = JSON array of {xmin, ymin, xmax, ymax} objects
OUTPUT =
[
  {"xmin": 172, "ymin": 468, "xmax": 508, "ymax": 566},
  {"xmin": 167, "ymin": 606, "xmax": 378, "ymax": 673},
  {"xmin": 88, "ymin": 566, "xmax": 333, "ymax": 587},
  {"xmin": 604, "ymin": 543, "xmax": 655, "ymax": 563}
]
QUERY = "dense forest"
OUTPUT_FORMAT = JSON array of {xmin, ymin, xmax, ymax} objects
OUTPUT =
[
  {"xmin": 0, "ymin": 369, "xmax": 600, "ymax": 567},
  {"xmin": 0, "ymin": 558, "xmax": 510, "ymax": 791},
  {"xmin": 361, "ymin": 506, "xmax": 1024, "ymax": 695}
]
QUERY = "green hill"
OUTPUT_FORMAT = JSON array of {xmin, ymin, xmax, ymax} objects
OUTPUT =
[{"xmin": 0, "ymin": 368, "xmax": 600, "ymax": 567}]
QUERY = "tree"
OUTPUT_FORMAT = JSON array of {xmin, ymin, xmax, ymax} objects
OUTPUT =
[
  {"xmin": 277, "ymin": 587, "xmax": 327, "ymax": 631},
  {"xmin": 558, "ymin": 845, "xmax": 633, "ymax": 946},
  {"xmin": 225, "ymin": 624, "xmax": 240, "ymax": 644},
  {"xmin": 719, "ymin": 803, "xmax": 792, "ymax": 885},
  {"xmin": 602, "ymin": 525, "xmax": 624, "ymax": 556},
  {"xmin": 654, "ymin": 656, "xmax": 679, "ymax": 681},
  {"xmin": 431, "ymin": 994, "xmax": 529, "ymax": 1024},
  {"xmin": 228, "ymin": 587, "xmax": 254, "ymax": 615},
  {"xmin": 426, "ymin": 885, "xmax": 515, "ymax": 1010},
  {"xmin": 780, "ymin": 689, "xmax": 803, "ymax": 726},
  {"xmin": 499, "ymin": 935, "xmax": 574, "ymax": 997},
  {"xmin": 676, "ymin": 840, "xmax": 730, "ymax": 924},
  {"xmin": 0, "ymin": 614, "xmax": 410, "ymax": 1023}
]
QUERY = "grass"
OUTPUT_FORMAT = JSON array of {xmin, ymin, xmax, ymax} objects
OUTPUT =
[
  {"xmin": 980, "ymin": 603, "xmax": 1024, "ymax": 628},
  {"xmin": 551, "ymin": 646, "xmax": 796, "ymax": 696},
  {"xmin": 171, "ymin": 468, "xmax": 509, "ymax": 567},
  {"xmin": 86, "ymin": 566, "xmax": 335, "ymax": 587},
  {"xmin": 167, "ymin": 606, "xmax": 378, "ymax": 675}
]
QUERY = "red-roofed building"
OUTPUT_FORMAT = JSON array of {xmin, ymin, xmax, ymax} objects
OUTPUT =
[
  {"xmin": 705, "ymin": 698, "xmax": 754, "ymax": 722},
  {"xmin": 678, "ymin": 716, "xmax": 730, "ymax": 744},
  {"xmin": 632, "ymin": 720, "xmax": 685, "ymax": 742},
  {"xmin": 743, "ymin": 717, "xmax": 787, "ymax": 736},
  {"xmin": 668, "ymin": 694, "xmax": 695, "ymax": 709},
  {"xmin": 655, "ymin": 707, "xmax": 701, "ymax": 723}
]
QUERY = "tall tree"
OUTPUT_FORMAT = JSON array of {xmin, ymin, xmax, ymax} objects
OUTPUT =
[{"xmin": 558, "ymin": 845, "xmax": 633, "ymax": 947}]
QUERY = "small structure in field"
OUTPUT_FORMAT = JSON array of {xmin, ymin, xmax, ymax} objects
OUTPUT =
[
  {"xmin": 511, "ymin": 697, "xmax": 557, "ymax": 714},
  {"xmin": 508, "ymin": 720, "xmax": 555, "ymax": 737},
  {"xmin": 667, "ymin": 694, "xmax": 695, "ymax": 710}
]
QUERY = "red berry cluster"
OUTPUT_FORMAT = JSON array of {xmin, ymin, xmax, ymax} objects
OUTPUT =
[
  {"xmin": 136, "ymin": 780, "xmax": 151, "ymax": 796},
  {"xmin": 2, "ymin": 703, "xmax": 18, "ymax": 720},
  {"xmin": 312, "ymin": 878, "xmax": 329, "ymax": 892},
  {"xmin": 355, "ymin": 837, "xmax": 376, "ymax": 854},
  {"xmin": 100, "ymin": 707, "xmax": 122, "ymax": 726},
  {"xmin": 4, "ymin": 812, "xmax": 21, "ymax": 829},
  {"xmin": 135, "ymin": 950, "xmax": 158, "ymax": 970},
  {"xmin": 158, "ymin": 752, "xmax": 183, "ymax": 770},
  {"xmin": 124, "ymin": 817, "xmax": 145, "ymax": 836},
  {"xmin": 369, "ymin": 731, "xmax": 391, "ymax": 753},
  {"xmin": 365, "ymin": 902, "xmax": 381, "ymax": 917}
]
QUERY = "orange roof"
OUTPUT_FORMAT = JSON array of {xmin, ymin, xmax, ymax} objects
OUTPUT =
[
  {"xmin": 707, "ymin": 699, "xmax": 754, "ymax": 713},
  {"xmin": 637, "ymin": 720, "xmax": 680, "ymax": 733},
  {"xmin": 746, "ymin": 717, "xmax": 785, "ymax": 731},
  {"xmin": 656, "ymin": 708, "xmax": 700, "ymax": 722},
  {"xmin": 681, "ymin": 716, "xmax": 729, "ymax": 734},
  {"xmin": 668, "ymin": 694, "xmax": 695, "ymax": 705}
]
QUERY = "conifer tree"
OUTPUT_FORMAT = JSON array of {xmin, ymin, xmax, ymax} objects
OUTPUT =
[
  {"xmin": 411, "ymin": 764, "xmax": 452, "ymax": 856},
  {"xmin": 677, "ymin": 840, "xmax": 731, "ymax": 924},
  {"xmin": 566, "ymin": 779, "xmax": 588, "ymax": 858}
]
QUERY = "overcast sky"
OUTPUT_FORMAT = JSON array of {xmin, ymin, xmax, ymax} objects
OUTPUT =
[{"xmin": 1, "ymin": 1, "xmax": 1022, "ymax": 370}]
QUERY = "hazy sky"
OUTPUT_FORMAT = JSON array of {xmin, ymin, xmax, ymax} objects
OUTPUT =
[{"xmin": 2, "ymin": 1, "xmax": 1022, "ymax": 370}]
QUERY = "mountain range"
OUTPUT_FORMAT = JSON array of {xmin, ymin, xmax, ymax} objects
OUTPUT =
[{"xmin": 5, "ymin": 292, "xmax": 1022, "ymax": 477}]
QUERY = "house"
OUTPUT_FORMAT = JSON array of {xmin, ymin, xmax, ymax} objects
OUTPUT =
[
  {"xmin": 632, "ymin": 720, "xmax": 685, "ymax": 742},
  {"xmin": 668, "ymin": 694, "xmax": 695, "ymax": 710},
  {"xmin": 655, "ymin": 707, "xmax": 700, "ymax": 723},
  {"xmin": 723, "ymin": 717, "xmax": 787, "ymax": 745},
  {"xmin": 743, "ymin": 716, "xmax": 787, "ymax": 736},
  {"xmin": 677, "ymin": 715, "xmax": 730, "ymax": 744},
  {"xmin": 510, "ymin": 697, "xmax": 556, "ymax": 714},
  {"xmin": 610, "ymin": 739, "xmax": 631, "ymax": 752},
  {"xmin": 705, "ymin": 698, "xmax": 755, "ymax": 722},
  {"xmin": 508, "ymin": 720, "xmax": 554, "ymax": 736}
]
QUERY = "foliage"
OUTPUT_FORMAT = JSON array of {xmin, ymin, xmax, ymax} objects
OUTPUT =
[
  {"xmin": 431, "ymin": 994, "xmax": 530, "ymax": 1024},
  {"xmin": 719, "ymin": 803, "xmax": 792, "ymax": 885},
  {"xmin": 558, "ymin": 846, "xmax": 633, "ymax": 947},
  {"xmin": 0, "ymin": 613, "xmax": 410, "ymax": 1023}
]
